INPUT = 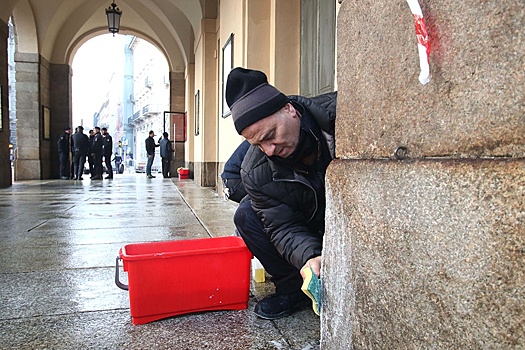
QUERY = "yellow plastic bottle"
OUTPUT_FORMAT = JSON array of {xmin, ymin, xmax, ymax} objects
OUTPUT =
[{"xmin": 251, "ymin": 257, "xmax": 265, "ymax": 283}]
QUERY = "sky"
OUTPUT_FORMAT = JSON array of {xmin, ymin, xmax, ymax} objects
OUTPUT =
[{"xmin": 72, "ymin": 34, "xmax": 127, "ymax": 129}]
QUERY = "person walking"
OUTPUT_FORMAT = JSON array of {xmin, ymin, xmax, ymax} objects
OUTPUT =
[
  {"xmin": 91, "ymin": 127, "xmax": 104, "ymax": 180},
  {"xmin": 71, "ymin": 126, "xmax": 89, "ymax": 180},
  {"xmin": 145, "ymin": 130, "xmax": 159, "ymax": 178},
  {"xmin": 57, "ymin": 127, "xmax": 71, "ymax": 180},
  {"xmin": 159, "ymin": 132, "xmax": 173, "ymax": 178},
  {"xmin": 101, "ymin": 127, "xmax": 113, "ymax": 179}
]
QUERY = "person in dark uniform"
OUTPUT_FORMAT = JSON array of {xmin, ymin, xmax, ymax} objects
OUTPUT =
[
  {"xmin": 88, "ymin": 129, "xmax": 95, "ymax": 178},
  {"xmin": 101, "ymin": 127, "xmax": 113, "ymax": 179},
  {"xmin": 71, "ymin": 126, "xmax": 89, "ymax": 180},
  {"xmin": 91, "ymin": 127, "xmax": 104, "ymax": 180},
  {"xmin": 57, "ymin": 127, "xmax": 71, "ymax": 180},
  {"xmin": 159, "ymin": 132, "xmax": 173, "ymax": 178},
  {"xmin": 70, "ymin": 127, "xmax": 78, "ymax": 179}
]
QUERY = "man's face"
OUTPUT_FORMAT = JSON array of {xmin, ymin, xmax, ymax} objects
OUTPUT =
[
  {"xmin": 101, "ymin": 129, "xmax": 107, "ymax": 135},
  {"xmin": 241, "ymin": 103, "xmax": 301, "ymax": 158}
]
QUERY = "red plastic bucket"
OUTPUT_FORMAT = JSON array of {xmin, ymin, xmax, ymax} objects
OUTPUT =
[
  {"xmin": 116, "ymin": 236, "xmax": 252, "ymax": 325},
  {"xmin": 178, "ymin": 167, "xmax": 189, "ymax": 179}
]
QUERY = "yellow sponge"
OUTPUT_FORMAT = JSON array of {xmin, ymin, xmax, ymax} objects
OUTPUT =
[{"xmin": 301, "ymin": 267, "xmax": 322, "ymax": 316}]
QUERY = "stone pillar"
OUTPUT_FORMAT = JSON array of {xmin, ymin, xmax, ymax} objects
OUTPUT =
[
  {"xmin": 0, "ymin": 19, "xmax": 11, "ymax": 188},
  {"xmin": 184, "ymin": 64, "xmax": 195, "ymax": 176},
  {"xmin": 323, "ymin": 1, "xmax": 524, "ymax": 348},
  {"xmin": 13, "ymin": 52, "xmax": 40, "ymax": 180},
  {"xmin": 194, "ymin": 18, "xmax": 217, "ymax": 187},
  {"xmin": 48, "ymin": 63, "xmax": 72, "ymax": 179},
  {"xmin": 169, "ymin": 71, "xmax": 186, "ymax": 173}
]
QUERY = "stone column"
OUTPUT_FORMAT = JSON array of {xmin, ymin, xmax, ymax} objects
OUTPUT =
[
  {"xmin": 48, "ymin": 63, "xmax": 72, "ymax": 179},
  {"xmin": 13, "ymin": 52, "xmax": 40, "ymax": 180},
  {"xmin": 0, "ymin": 19, "xmax": 10, "ymax": 188},
  {"xmin": 184, "ymin": 64, "xmax": 195, "ymax": 175},
  {"xmin": 169, "ymin": 71, "xmax": 185, "ymax": 173},
  {"xmin": 323, "ymin": 1, "xmax": 524, "ymax": 348},
  {"xmin": 194, "ymin": 18, "xmax": 217, "ymax": 187}
]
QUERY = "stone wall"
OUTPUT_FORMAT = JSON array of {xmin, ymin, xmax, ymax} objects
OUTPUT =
[{"xmin": 322, "ymin": 0, "xmax": 524, "ymax": 348}]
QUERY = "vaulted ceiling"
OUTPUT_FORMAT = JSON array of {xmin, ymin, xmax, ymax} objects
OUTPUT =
[{"xmin": 0, "ymin": 0, "xmax": 217, "ymax": 71}]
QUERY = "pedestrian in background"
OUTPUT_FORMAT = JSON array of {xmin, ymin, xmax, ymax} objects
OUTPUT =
[
  {"xmin": 57, "ymin": 127, "xmax": 71, "ymax": 180},
  {"xmin": 88, "ymin": 129, "xmax": 95, "ymax": 177},
  {"xmin": 91, "ymin": 127, "xmax": 103, "ymax": 180},
  {"xmin": 70, "ymin": 127, "xmax": 78, "ymax": 179},
  {"xmin": 145, "ymin": 130, "xmax": 159, "ymax": 178},
  {"xmin": 114, "ymin": 154, "xmax": 123, "ymax": 174},
  {"xmin": 71, "ymin": 126, "xmax": 89, "ymax": 180},
  {"xmin": 159, "ymin": 132, "xmax": 173, "ymax": 178},
  {"xmin": 101, "ymin": 127, "xmax": 113, "ymax": 179}
]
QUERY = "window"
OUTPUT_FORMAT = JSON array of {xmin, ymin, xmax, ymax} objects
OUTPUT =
[
  {"xmin": 194, "ymin": 90, "xmax": 200, "ymax": 136},
  {"xmin": 300, "ymin": 0, "xmax": 336, "ymax": 97},
  {"xmin": 221, "ymin": 34, "xmax": 233, "ymax": 118}
]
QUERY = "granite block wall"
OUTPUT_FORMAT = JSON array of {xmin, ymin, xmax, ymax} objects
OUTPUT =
[
  {"xmin": 323, "ymin": 159, "xmax": 524, "ymax": 348},
  {"xmin": 335, "ymin": 0, "xmax": 524, "ymax": 159},
  {"xmin": 323, "ymin": 0, "xmax": 524, "ymax": 348}
]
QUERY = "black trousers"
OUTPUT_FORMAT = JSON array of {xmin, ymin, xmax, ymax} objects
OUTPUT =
[
  {"xmin": 88, "ymin": 154, "xmax": 94, "ymax": 176},
  {"xmin": 234, "ymin": 200, "xmax": 303, "ymax": 295},
  {"xmin": 73, "ymin": 152, "xmax": 86, "ymax": 179},
  {"xmin": 104, "ymin": 154, "xmax": 113, "ymax": 178},
  {"xmin": 161, "ymin": 158, "xmax": 171, "ymax": 178},
  {"xmin": 59, "ymin": 152, "xmax": 69, "ymax": 178},
  {"xmin": 93, "ymin": 153, "xmax": 103, "ymax": 179}
]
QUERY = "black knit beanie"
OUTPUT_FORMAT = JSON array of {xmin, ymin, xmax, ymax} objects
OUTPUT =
[{"xmin": 226, "ymin": 67, "xmax": 289, "ymax": 134}]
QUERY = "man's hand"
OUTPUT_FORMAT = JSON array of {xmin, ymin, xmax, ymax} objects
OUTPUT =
[{"xmin": 301, "ymin": 256, "xmax": 322, "ymax": 279}]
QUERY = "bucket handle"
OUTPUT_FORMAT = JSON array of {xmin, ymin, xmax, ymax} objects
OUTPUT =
[{"xmin": 115, "ymin": 256, "xmax": 129, "ymax": 291}]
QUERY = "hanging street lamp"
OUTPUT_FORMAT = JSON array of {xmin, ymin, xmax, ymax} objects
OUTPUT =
[{"xmin": 105, "ymin": 1, "xmax": 122, "ymax": 36}]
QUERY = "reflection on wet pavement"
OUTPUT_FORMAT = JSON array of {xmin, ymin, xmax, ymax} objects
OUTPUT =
[{"xmin": 0, "ymin": 175, "xmax": 319, "ymax": 349}]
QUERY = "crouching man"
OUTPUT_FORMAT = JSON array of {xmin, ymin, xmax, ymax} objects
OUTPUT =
[{"xmin": 225, "ymin": 67, "xmax": 337, "ymax": 319}]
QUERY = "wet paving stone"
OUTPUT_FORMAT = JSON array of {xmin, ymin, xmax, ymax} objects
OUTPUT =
[{"xmin": 0, "ymin": 175, "xmax": 320, "ymax": 349}]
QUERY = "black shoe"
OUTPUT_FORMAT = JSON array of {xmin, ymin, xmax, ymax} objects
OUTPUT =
[
  {"xmin": 105, "ymin": 176, "xmax": 113, "ymax": 179},
  {"xmin": 78, "ymin": 177, "xmax": 84, "ymax": 180},
  {"xmin": 147, "ymin": 174, "xmax": 156, "ymax": 178},
  {"xmin": 254, "ymin": 291, "xmax": 310, "ymax": 320}
]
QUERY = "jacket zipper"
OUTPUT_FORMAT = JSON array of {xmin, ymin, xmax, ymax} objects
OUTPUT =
[{"xmin": 273, "ymin": 176, "xmax": 318, "ymax": 223}]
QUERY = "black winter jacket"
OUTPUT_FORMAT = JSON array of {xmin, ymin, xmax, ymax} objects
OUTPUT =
[
  {"xmin": 240, "ymin": 92, "xmax": 337, "ymax": 270},
  {"xmin": 145, "ymin": 136, "xmax": 158, "ymax": 155},
  {"xmin": 103, "ymin": 134, "xmax": 113, "ymax": 156}
]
